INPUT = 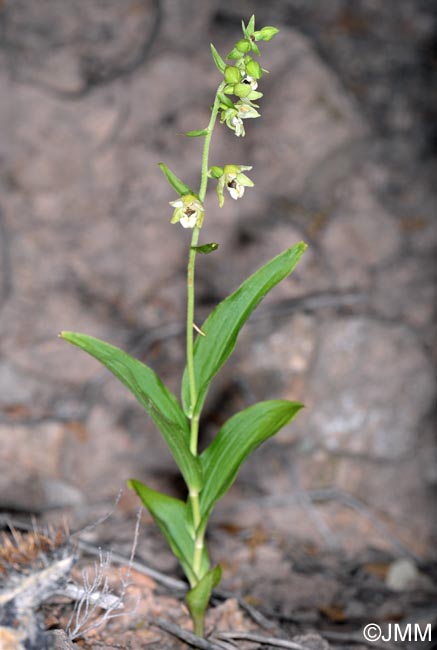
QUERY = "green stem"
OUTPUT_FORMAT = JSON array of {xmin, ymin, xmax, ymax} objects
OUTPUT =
[
  {"xmin": 186, "ymin": 83, "xmax": 225, "ymax": 593},
  {"xmin": 187, "ymin": 82, "xmax": 225, "ymax": 454}
]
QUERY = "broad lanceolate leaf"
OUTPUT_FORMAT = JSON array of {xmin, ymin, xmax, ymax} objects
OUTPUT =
[
  {"xmin": 129, "ymin": 480, "xmax": 210, "ymax": 586},
  {"xmin": 200, "ymin": 400, "xmax": 303, "ymax": 523},
  {"xmin": 158, "ymin": 162, "xmax": 195, "ymax": 197},
  {"xmin": 181, "ymin": 242, "xmax": 307, "ymax": 417},
  {"xmin": 210, "ymin": 43, "xmax": 226, "ymax": 73},
  {"xmin": 60, "ymin": 332, "xmax": 202, "ymax": 491},
  {"xmin": 186, "ymin": 565, "xmax": 222, "ymax": 636}
]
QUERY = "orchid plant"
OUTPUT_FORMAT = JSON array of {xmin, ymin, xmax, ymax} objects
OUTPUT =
[{"xmin": 60, "ymin": 16, "xmax": 306, "ymax": 637}]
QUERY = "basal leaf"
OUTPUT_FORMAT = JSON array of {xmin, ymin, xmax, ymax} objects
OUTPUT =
[
  {"xmin": 200, "ymin": 400, "xmax": 303, "ymax": 522},
  {"xmin": 158, "ymin": 162, "xmax": 194, "ymax": 196},
  {"xmin": 186, "ymin": 565, "xmax": 222, "ymax": 636},
  {"xmin": 129, "ymin": 480, "xmax": 210, "ymax": 586},
  {"xmin": 181, "ymin": 242, "xmax": 307, "ymax": 417},
  {"xmin": 60, "ymin": 332, "xmax": 202, "ymax": 490}
]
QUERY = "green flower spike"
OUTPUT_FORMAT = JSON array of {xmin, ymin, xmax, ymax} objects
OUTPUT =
[
  {"xmin": 213, "ymin": 165, "xmax": 254, "ymax": 207},
  {"xmin": 170, "ymin": 194, "xmax": 204, "ymax": 229}
]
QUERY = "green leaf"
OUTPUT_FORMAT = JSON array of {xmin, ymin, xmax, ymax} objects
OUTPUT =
[
  {"xmin": 129, "ymin": 480, "xmax": 210, "ymax": 585},
  {"xmin": 158, "ymin": 162, "xmax": 194, "ymax": 196},
  {"xmin": 190, "ymin": 243, "xmax": 219, "ymax": 254},
  {"xmin": 181, "ymin": 242, "xmax": 307, "ymax": 417},
  {"xmin": 60, "ymin": 332, "xmax": 202, "ymax": 491},
  {"xmin": 200, "ymin": 401, "xmax": 303, "ymax": 521},
  {"xmin": 210, "ymin": 43, "xmax": 226, "ymax": 73},
  {"xmin": 186, "ymin": 565, "xmax": 222, "ymax": 636},
  {"xmin": 185, "ymin": 129, "xmax": 209, "ymax": 137}
]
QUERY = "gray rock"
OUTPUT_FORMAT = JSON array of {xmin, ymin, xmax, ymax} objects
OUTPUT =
[
  {"xmin": 253, "ymin": 28, "xmax": 368, "ymax": 195},
  {"xmin": 304, "ymin": 317, "xmax": 435, "ymax": 459}
]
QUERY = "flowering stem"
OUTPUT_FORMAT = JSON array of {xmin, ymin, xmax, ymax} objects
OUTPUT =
[
  {"xmin": 187, "ymin": 82, "xmax": 225, "ymax": 456},
  {"xmin": 186, "ymin": 83, "xmax": 225, "ymax": 582}
]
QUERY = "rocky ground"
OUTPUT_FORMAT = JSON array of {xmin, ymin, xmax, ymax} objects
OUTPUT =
[{"xmin": 0, "ymin": 1, "xmax": 436, "ymax": 648}]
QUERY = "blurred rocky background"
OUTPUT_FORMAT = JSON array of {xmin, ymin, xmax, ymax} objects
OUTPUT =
[{"xmin": 0, "ymin": 0, "xmax": 436, "ymax": 636}]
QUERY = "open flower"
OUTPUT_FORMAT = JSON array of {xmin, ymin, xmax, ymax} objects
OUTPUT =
[
  {"xmin": 169, "ymin": 194, "xmax": 204, "ymax": 228},
  {"xmin": 220, "ymin": 101, "xmax": 260, "ymax": 138},
  {"xmin": 213, "ymin": 165, "xmax": 254, "ymax": 207}
]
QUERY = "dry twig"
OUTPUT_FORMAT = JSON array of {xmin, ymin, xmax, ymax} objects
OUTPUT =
[
  {"xmin": 151, "ymin": 617, "xmax": 224, "ymax": 650},
  {"xmin": 214, "ymin": 630, "xmax": 313, "ymax": 650}
]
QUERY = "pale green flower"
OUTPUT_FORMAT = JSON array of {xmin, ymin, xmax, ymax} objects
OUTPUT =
[
  {"xmin": 169, "ymin": 194, "xmax": 204, "ymax": 228},
  {"xmin": 220, "ymin": 101, "xmax": 260, "ymax": 138},
  {"xmin": 215, "ymin": 165, "xmax": 254, "ymax": 207}
]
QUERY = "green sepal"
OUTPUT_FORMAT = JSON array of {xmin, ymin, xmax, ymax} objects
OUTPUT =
[
  {"xmin": 210, "ymin": 43, "xmax": 226, "ymax": 73},
  {"xmin": 185, "ymin": 129, "xmax": 209, "ymax": 137},
  {"xmin": 191, "ymin": 243, "xmax": 219, "ymax": 254},
  {"xmin": 60, "ymin": 332, "xmax": 202, "ymax": 491},
  {"xmin": 186, "ymin": 565, "xmax": 222, "ymax": 636},
  {"xmin": 181, "ymin": 242, "xmax": 307, "ymax": 417},
  {"xmin": 200, "ymin": 401, "xmax": 303, "ymax": 523},
  {"xmin": 158, "ymin": 162, "xmax": 194, "ymax": 196},
  {"xmin": 128, "ymin": 480, "xmax": 210, "ymax": 586},
  {"xmin": 251, "ymin": 42, "xmax": 261, "ymax": 56}
]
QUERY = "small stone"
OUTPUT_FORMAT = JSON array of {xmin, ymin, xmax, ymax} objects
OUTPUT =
[
  {"xmin": 386, "ymin": 558, "xmax": 419, "ymax": 592},
  {"xmin": 292, "ymin": 633, "xmax": 331, "ymax": 650}
]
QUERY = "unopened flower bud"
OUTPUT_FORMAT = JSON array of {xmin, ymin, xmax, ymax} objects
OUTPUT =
[
  {"xmin": 235, "ymin": 39, "xmax": 251, "ymax": 53},
  {"xmin": 224, "ymin": 66, "xmax": 241, "ymax": 84},
  {"xmin": 246, "ymin": 60, "xmax": 262, "ymax": 79},
  {"xmin": 233, "ymin": 82, "xmax": 252, "ymax": 98},
  {"xmin": 253, "ymin": 26, "xmax": 279, "ymax": 41}
]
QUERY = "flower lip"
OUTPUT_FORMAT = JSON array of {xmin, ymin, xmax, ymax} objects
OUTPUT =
[{"xmin": 242, "ymin": 75, "xmax": 258, "ymax": 90}]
